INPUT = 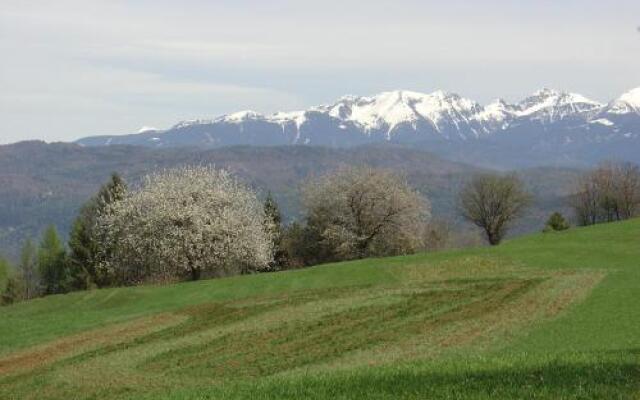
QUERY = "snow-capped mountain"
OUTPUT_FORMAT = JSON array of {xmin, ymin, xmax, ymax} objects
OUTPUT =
[
  {"xmin": 606, "ymin": 87, "xmax": 640, "ymax": 115},
  {"xmin": 76, "ymin": 87, "xmax": 640, "ymax": 167}
]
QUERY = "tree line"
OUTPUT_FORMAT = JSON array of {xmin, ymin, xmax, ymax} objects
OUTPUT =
[{"xmin": 1, "ymin": 161, "xmax": 638, "ymax": 305}]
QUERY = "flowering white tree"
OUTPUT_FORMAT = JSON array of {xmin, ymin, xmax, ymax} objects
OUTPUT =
[
  {"xmin": 302, "ymin": 166, "xmax": 430, "ymax": 260},
  {"xmin": 96, "ymin": 166, "xmax": 273, "ymax": 283}
]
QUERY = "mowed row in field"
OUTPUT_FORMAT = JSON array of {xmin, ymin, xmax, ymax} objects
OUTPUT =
[{"xmin": 1, "ymin": 219, "xmax": 639, "ymax": 399}]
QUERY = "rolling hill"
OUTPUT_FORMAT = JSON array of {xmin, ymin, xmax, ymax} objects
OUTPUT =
[{"xmin": 0, "ymin": 219, "xmax": 638, "ymax": 399}]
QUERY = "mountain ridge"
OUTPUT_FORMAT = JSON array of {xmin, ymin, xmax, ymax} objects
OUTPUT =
[{"xmin": 75, "ymin": 87, "xmax": 640, "ymax": 168}]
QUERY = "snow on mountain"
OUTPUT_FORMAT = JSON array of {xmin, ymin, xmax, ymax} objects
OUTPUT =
[
  {"xmin": 514, "ymin": 88, "xmax": 603, "ymax": 122},
  {"xmin": 269, "ymin": 111, "xmax": 307, "ymax": 128},
  {"xmin": 473, "ymin": 99, "xmax": 517, "ymax": 131},
  {"xmin": 76, "ymin": 87, "xmax": 640, "ymax": 154},
  {"xmin": 607, "ymin": 87, "xmax": 640, "ymax": 115},
  {"xmin": 138, "ymin": 126, "xmax": 159, "ymax": 133},
  {"xmin": 316, "ymin": 90, "xmax": 483, "ymax": 137},
  {"xmin": 219, "ymin": 110, "xmax": 264, "ymax": 123},
  {"xmin": 325, "ymin": 91, "xmax": 423, "ymax": 133},
  {"xmin": 590, "ymin": 118, "xmax": 615, "ymax": 127}
]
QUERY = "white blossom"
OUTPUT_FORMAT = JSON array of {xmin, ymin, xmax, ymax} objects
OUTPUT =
[{"xmin": 96, "ymin": 166, "xmax": 273, "ymax": 283}]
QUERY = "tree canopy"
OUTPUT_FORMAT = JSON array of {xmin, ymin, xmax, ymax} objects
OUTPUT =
[
  {"xmin": 96, "ymin": 166, "xmax": 273, "ymax": 283},
  {"xmin": 302, "ymin": 166, "xmax": 430, "ymax": 261},
  {"xmin": 459, "ymin": 174, "xmax": 531, "ymax": 245}
]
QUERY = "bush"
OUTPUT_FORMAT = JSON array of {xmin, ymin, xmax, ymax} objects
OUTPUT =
[
  {"xmin": 1, "ymin": 276, "xmax": 24, "ymax": 305},
  {"xmin": 544, "ymin": 212, "xmax": 570, "ymax": 232}
]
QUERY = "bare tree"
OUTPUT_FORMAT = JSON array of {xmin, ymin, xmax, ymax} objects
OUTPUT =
[
  {"xmin": 571, "ymin": 175, "xmax": 600, "ymax": 226},
  {"xmin": 423, "ymin": 218, "xmax": 453, "ymax": 251},
  {"xmin": 96, "ymin": 166, "xmax": 273, "ymax": 284},
  {"xmin": 612, "ymin": 162, "xmax": 640, "ymax": 219},
  {"xmin": 459, "ymin": 174, "xmax": 531, "ymax": 245},
  {"xmin": 302, "ymin": 166, "xmax": 430, "ymax": 261},
  {"xmin": 571, "ymin": 162, "xmax": 640, "ymax": 225}
]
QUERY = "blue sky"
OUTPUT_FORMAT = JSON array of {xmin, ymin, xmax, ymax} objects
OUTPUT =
[{"xmin": 1, "ymin": 0, "xmax": 639, "ymax": 143}]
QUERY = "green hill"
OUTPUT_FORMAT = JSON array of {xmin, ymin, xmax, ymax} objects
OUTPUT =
[{"xmin": 1, "ymin": 219, "xmax": 639, "ymax": 399}]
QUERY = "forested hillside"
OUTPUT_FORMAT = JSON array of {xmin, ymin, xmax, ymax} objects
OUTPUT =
[{"xmin": 0, "ymin": 141, "xmax": 581, "ymax": 260}]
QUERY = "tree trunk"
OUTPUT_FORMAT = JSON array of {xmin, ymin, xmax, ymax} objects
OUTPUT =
[{"xmin": 487, "ymin": 230, "xmax": 501, "ymax": 246}]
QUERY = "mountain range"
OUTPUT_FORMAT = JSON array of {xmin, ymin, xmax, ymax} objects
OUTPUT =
[{"xmin": 77, "ymin": 87, "xmax": 640, "ymax": 168}]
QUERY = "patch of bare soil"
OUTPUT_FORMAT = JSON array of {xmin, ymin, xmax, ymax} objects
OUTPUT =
[{"xmin": 0, "ymin": 313, "xmax": 184, "ymax": 376}]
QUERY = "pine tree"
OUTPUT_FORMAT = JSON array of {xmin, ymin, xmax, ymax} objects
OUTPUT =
[
  {"xmin": 264, "ymin": 192, "xmax": 288, "ymax": 269},
  {"xmin": 38, "ymin": 225, "xmax": 68, "ymax": 295},
  {"xmin": 68, "ymin": 173, "xmax": 127, "ymax": 288},
  {"xmin": 544, "ymin": 212, "xmax": 570, "ymax": 232}
]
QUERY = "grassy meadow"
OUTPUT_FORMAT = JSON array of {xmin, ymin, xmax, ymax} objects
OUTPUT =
[{"xmin": 0, "ymin": 219, "xmax": 639, "ymax": 399}]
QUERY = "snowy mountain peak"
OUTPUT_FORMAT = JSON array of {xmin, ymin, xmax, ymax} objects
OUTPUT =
[
  {"xmin": 473, "ymin": 98, "xmax": 516, "ymax": 127},
  {"xmin": 608, "ymin": 87, "xmax": 640, "ymax": 114},
  {"xmin": 220, "ymin": 110, "xmax": 264, "ymax": 123},
  {"xmin": 531, "ymin": 87, "xmax": 561, "ymax": 97},
  {"xmin": 516, "ymin": 88, "xmax": 602, "ymax": 122},
  {"xmin": 138, "ymin": 126, "xmax": 158, "ymax": 133},
  {"xmin": 317, "ymin": 89, "xmax": 482, "ymax": 135},
  {"xmin": 619, "ymin": 87, "xmax": 640, "ymax": 105}
]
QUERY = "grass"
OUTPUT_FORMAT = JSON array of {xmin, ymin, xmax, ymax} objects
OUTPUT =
[{"xmin": 0, "ymin": 219, "xmax": 639, "ymax": 399}]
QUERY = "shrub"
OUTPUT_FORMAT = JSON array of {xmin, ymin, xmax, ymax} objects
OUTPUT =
[{"xmin": 544, "ymin": 212, "xmax": 570, "ymax": 232}]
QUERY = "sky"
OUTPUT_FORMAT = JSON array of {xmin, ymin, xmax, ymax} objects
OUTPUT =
[{"xmin": 1, "ymin": 0, "xmax": 640, "ymax": 144}]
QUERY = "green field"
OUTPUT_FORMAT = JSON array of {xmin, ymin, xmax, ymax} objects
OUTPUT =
[{"xmin": 1, "ymin": 219, "xmax": 639, "ymax": 399}]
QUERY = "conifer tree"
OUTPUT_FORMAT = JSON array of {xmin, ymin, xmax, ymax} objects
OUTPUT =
[
  {"xmin": 264, "ymin": 192, "xmax": 288, "ymax": 269},
  {"xmin": 38, "ymin": 225, "xmax": 68, "ymax": 295},
  {"xmin": 68, "ymin": 173, "xmax": 127, "ymax": 288},
  {"xmin": 544, "ymin": 212, "xmax": 570, "ymax": 232}
]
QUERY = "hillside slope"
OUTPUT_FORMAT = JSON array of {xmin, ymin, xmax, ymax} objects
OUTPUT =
[{"xmin": 1, "ymin": 219, "xmax": 639, "ymax": 399}]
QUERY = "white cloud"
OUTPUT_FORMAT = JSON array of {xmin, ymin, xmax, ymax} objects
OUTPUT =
[{"xmin": 1, "ymin": 0, "xmax": 639, "ymax": 143}]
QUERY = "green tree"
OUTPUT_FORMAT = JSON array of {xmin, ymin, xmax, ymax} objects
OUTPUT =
[
  {"xmin": 264, "ymin": 192, "xmax": 288, "ymax": 270},
  {"xmin": 1, "ymin": 276, "xmax": 24, "ymax": 305},
  {"xmin": 19, "ymin": 239, "xmax": 39, "ymax": 300},
  {"xmin": 1, "ymin": 255, "xmax": 25, "ymax": 306},
  {"xmin": 544, "ymin": 212, "xmax": 570, "ymax": 232},
  {"xmin": 68, "ymin": 173, "xmax": 127, "ymax": 288},
  {"xmin": 38, "ymin": 225, "xmax": 69, "ymax": 295},
  {"xmin": 280, "ymin": 221, "xmax": 319, "ymax": 268}
]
